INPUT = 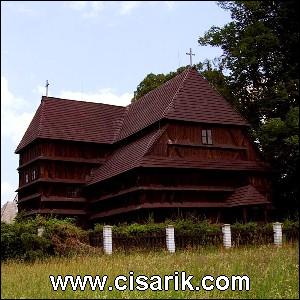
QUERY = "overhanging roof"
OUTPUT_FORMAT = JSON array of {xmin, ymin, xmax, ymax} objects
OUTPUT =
[{"xmin": 15, "ymin": 97, "xmax": 126, "ymax": 153}]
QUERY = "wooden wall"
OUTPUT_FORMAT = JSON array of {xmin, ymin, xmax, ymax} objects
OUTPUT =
[
  {"xmin": 19, "ymin": 139, "xmax": 111, "ymax": 166},
  {"xmin": 148, "ymin": 122, "xmax": 262, "ymax": 162}
]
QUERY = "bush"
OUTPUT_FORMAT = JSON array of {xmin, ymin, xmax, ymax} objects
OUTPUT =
[
  {"xmin": 2, "ymin": 217, "xmax": 299, "ymax": 261},
  {"xmin": 1, "ymin": 216, "xmax": 90, "ymax": 262}
]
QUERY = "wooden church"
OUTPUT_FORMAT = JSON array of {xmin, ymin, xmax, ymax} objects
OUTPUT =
[{"xmin": 16, "ymin": 67, "xmax": 271, "ymax": 225}]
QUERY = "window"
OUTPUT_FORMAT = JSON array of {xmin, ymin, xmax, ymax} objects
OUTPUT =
[
  {"xmin": 32, "ymin": 169, "xmax": 37, "ymax": 181},
  {"xmin": 201, "ymin": 129, "xmax": 213, "ymax": 145},
  {"xmin": 25, "ymin": 173, "xmax": 29, "ymax": 183},
  {"xmin": 66, "ymin": 187, "xmax": 79, "ymax": 197}
]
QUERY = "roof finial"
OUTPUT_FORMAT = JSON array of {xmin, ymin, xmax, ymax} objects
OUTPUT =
[
  {"xmin": 45, "ymin": 80, "xmax": 49, "ymax": 97},
  {"xmin": 186, "ymin": 48, "xmax": 195, "ymax": 66}
]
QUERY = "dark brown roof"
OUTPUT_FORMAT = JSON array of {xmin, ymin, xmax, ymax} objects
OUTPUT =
[
  {"xmin": 142, "ymin": 156, "xmax": 270, "ymax": 172},
  {"xmin": 87, "ymin": 127, "xmax": 166, "ymax": 185},
  {"xmin": 17, "ymin": 67, "xmax": 249, "ymax": 153},
  {"xmin": 16, "ymin": 97, "xmax": 126, "ymax": 152},
  {"xmin": 116, "ymin": 67, "xmax": 248, "ymax": 141},
  {"xmin": 226, "ymin": 185, "xmax": 270, "ymax": 207},
  {"xmin": 88, "ymin": 133, "xmax": 268, "ymax": 186}
]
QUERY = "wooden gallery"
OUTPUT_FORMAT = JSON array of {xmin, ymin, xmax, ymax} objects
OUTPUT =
[{"xmin": 16, "ymin": 67, "xmax": 271, "ymax": 225}]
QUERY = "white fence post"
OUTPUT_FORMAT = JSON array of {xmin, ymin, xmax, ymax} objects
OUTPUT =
[
  {"xmin": 222, "ymin": 224, "xmax": 231, "ymax": 248},
  {"xmin": 37, "ymin": 227, "xmax": 44, "ymax": 237},
  {"xmin": 166, "ymin": 225, "xmax": 175, "ymax": 253},
  {"xmin": 103, "ymin": 225, "xmax": 112, "ymax": 254},
  {"xmin": 273, "ymin": 222, "xmax": 283, "ymax": 247}
]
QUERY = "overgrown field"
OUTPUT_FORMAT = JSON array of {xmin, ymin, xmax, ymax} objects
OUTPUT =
[{"xmin": 1, "ymin": 243, "xmax": 299, "ymax": 299}]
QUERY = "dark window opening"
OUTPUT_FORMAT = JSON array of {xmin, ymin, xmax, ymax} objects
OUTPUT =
[
  {"xmin": 201, "ymin": 129, "xmax": 213, "ymax": 145},
  {"xmin": 32, "ymin": 169, "xmax": 37, "ymax": 181},
  {"xmin": 25, "ymin": 173, "xmax": 29, "ymax": 183}
]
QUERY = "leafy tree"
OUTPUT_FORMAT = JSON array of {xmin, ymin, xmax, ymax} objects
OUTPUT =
[
  {"xmin": 132, "ymin": 61, "xmax": 231, "ymax": 103},
  {"xmin": 132, "ymin": 66, "xmax": 187, "ymax": 102},
  {"xmin": 198, "ymin": 0, "xmax": 299, "ymax": 128},
  {"xmin": 198, "ymin": 1, "xmax": 299, "ymax": 218},
  {"xmin": 258, "ymin": 107, "xmax": 299, "ymax": 217}
]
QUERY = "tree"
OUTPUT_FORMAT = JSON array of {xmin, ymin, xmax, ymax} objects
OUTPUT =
[
  {"xmin": 198, "ymin": 1, "xmax": 299, "ymax": 128},
  {"xmin": 198, "ymin": 1, "xmax": 299, "ymax": 218},
  {"xmin": 132, "ymin": 61, "xmax": 232, "ymax": 103},
  {"xmin": 132, "ymin": 66, "xmax": 187, "ymax": 102}
]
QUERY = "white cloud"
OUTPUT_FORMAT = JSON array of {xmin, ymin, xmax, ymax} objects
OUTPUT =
[
  {"xmin": 59, "ymin": 88, "xmax": 132, "ymax": 107},
  {"xmin": 164, "ymin": 1, "xmax": 175, "ymax": 9},
  {"xmin": 1, "ymin": 76, "xmax": 34, "ymax": 145},
  {"xmin": 65, "ymin": 1, "xmax": 105, "ymax": 18},
  {"xmin": 1, "ymin": 181, "xmax": 17, "ymax": 204},
  {"xmin": 5, "ymin": 2, "xmax": 40, "ymax": 16},
  {"xmin": 33, "ymin": 84, "xmax": 45, "ymax": 97},
  {"xmin": 65, "ymin": 1, "xmax": 176, "ymax": 18},
  {"xmin": 119, "ymin": 1, "xmax": 141, "ymax": 15},
  {"xmin": 66, "ymin": 1, "xmax": 87, "ymax": 11}
]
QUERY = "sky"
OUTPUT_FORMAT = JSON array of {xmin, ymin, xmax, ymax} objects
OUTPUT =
[{"xmin": 1, "ymin": 1, "xmax": 231, "ymax": 206}]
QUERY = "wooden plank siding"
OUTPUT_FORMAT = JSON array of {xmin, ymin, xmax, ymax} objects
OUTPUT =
[
  {"xmin": 17, "ymin": 139, "xmax": 111, "ymax": 216},
  {"xmin": 20, "ymin": 139, "xmax": 111, "ymax": 165},
  {"xmin": 147, "ymin": 123, "xmax": 261, "ymax": 162}
]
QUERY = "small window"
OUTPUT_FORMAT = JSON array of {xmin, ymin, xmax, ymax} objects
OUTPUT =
[
  {"xmin": 32, "ymin": 169, "xmax": 37, "ymax": 181},
  {"xmin": 25, "ymin": 173, "xmax": 29, "ymax": 183},
  {"xmin": 66, "ymin": 187, "xmax": 79, "ymax": 197},
  {"xmin": 201, "ymin": 129, "xmax": 213, "ymax": 145}
]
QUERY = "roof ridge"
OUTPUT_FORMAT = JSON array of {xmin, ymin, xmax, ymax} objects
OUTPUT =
[
  {"xmin": 38, "ymin": 98, "xmax": 46, "ymax": 138},
  {"xmin": 43, "ymin": 96, "xmax": 126, "ymax": 108},
  {"xmin": 197, "ymin": 74, "xmax": 249, "ymax": 126},
  {"xmin": 144, "ymin": 126, "xmax": 167, "ymax": 155},
  {"xmin": 162, "ymin": 67, "xmax": 192, "ymax": 117},
  {"xmin": 115, "ymin": 68, "xmax": 191, "ymax": 142},
  {"xmin": 87, "ymin": 128, "xmax": 167, "ymax": 185},
  {"xmin": 113, "ymin": 105, "xmax": 130, "ymax": 142},
  {"xmin": 131, "ymin": 68, "xmax": 190, "ymax": 105}
]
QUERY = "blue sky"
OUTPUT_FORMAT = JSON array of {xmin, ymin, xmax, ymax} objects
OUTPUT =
[{"xmin": 1, "ymin": 1, "xmax": 231, "ymax": 205}]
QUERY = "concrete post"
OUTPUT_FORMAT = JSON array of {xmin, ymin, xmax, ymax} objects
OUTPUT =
[
  {"xmin": 273, "ymin": 222, "xmax": 283, "ymax": 247},
  {"xmin": 37, "ymin": 227, "xmax": 44, "ymax": 237},
  {"xmin": 166, "ymin": 225, "xmax": 175, "ymax": 253},
  {"xmin": 222, "ymin": 224, "xmax": 231, "ymax": 248},
  {"xmin": 103, "ymin": 225, "xmax": 112, "ymax": 254}
]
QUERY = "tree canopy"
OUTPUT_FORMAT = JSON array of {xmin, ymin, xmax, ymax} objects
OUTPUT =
[
  {"xmin": 199, "ymin": 1, "xmax": 299, "ymax": 129},
  {"xmin": 198, "ymin": 0, "xmax": 299, "ymax": 218},
  {"xmin": 132, "ymin": 61, "xmax": 231, "ymax": 103}
]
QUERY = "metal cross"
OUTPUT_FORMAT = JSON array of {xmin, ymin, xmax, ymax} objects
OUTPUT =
[
  {"xmin": 45, "ymin": 80, "xmax": 49, "ymax": 97},
  {"xmin": 186, "ymin": 48, "xmax": 195, "ymax": 66}
]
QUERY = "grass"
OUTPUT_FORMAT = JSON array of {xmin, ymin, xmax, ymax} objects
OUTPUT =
[{"xmin": 1, "ymin": 243, "xmax": 299, "ymax": 299}]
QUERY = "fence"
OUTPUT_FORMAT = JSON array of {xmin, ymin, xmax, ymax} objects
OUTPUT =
[{"xmin": 88, "ymin": 222, "xmax": 298, "ymax": 254}]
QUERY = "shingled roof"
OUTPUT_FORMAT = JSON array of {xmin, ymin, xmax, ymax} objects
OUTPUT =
[
  {"xmin": 116, "ymin": 67, "xmax": 249, "ymax": 141},
  {"xmin": 87, "ymin": 127, "xmax": 166, "ymax": 185},
  {"xmin": 16, "ymin": 67, "xmax": 249, "ymax": 153},
  {"xmin": 15, "ymin": 97, "xmax": 126, "ymax": 153},
  {"xmin": 226, "ymin": 185, "xmax": 270, "ymax": 207},
  {"xmin": 142, "ymin": 157, "xmax": 269, "ymax": 172}
]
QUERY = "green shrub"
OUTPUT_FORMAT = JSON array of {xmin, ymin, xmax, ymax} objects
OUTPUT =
[
  {"xmin": 1, "ymin": 216, "xmax": 89, "ymax": 262},
  {"xmin": 2, "ymin": 217, "xmax": 299, "ymax": 261}
]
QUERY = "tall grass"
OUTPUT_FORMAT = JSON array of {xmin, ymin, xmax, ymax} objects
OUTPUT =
[{"xmin": 1, "ymin": 243, "xmax": 299, "ymax": 299}]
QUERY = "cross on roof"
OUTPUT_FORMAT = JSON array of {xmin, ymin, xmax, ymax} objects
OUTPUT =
[
  {"xmin": 186, "ymin": 48, "xmax": 195, "ymax": 66},
  {"xmin": 45, "ymin": 80, "xmax": 49, "ymax": 97}
]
